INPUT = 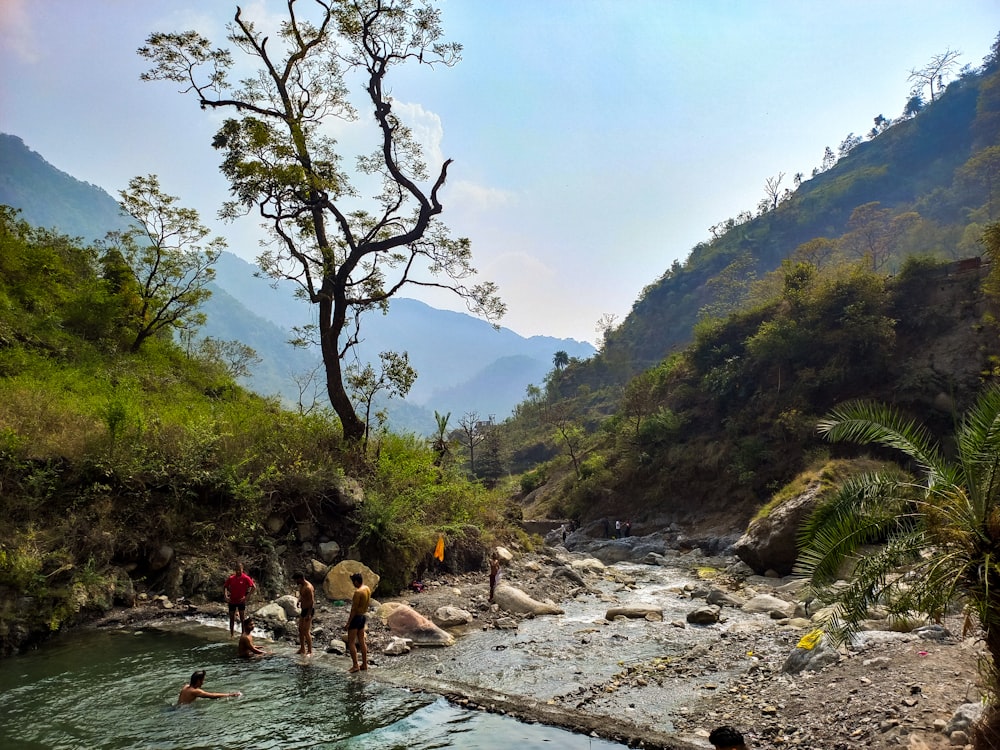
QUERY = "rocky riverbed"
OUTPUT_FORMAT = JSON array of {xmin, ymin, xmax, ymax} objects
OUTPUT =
[{"xmin": 94, "ymin": 536, "xmax": 988, "ymax": 750}]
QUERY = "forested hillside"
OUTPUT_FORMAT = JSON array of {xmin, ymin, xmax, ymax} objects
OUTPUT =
[
  {"xmin": 586, "ymin": 43, "xmax": 1000, "ymax": 387},
  {"xmin": 498, "ymin": 38, "xmax": 1000, "ymax": 536}
]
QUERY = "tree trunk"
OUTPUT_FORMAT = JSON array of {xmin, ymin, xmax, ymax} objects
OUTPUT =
[{"xmin": 318, "ymin": 296, "xmax": 365, "ymax": 443}]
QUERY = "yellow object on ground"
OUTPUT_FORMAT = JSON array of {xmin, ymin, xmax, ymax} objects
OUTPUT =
[{"xmin": 797, "ymin": 628, "xmax": 823, "ymax": 650}]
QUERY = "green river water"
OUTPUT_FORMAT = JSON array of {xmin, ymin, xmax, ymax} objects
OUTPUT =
[{"xmin": 0, "ymin": 624, "xmax": 626, "ymax": 750}]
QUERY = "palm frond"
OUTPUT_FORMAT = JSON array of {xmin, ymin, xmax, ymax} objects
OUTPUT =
[
  {"xmin": 795, "ymin": 471, "xmax": 912, "ymax": 583},
  {"xmin": 817, "ymin": 400, "xmax": 947, "ymax": 477}
]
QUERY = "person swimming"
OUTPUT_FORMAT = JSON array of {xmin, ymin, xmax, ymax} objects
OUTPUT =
[{"xmin": 177, "ymin": 670, "xmax": 241, "ymax": 705}]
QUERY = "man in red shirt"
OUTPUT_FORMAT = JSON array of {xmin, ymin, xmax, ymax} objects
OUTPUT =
[{"xmin": 223, "ymin": 561, "xmax": 256, "ymax": 637}]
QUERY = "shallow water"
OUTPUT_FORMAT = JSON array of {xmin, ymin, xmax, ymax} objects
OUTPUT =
[{"xmin": 0, "ymin": 625, "xmax": 626, "ymax": 750}]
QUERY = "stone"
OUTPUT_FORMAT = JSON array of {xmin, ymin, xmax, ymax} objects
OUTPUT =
[
  {"xmin": 274, "ymin": 594, "xmax": 299, "ymax": 619},
  {"xmin": 384, "ymin": 636, "xmax": 413, "ymax": 655},
  {"xmin": 706, "ymin": 587, "xmax": 744, "ymax": 608},
  {"xmin": 742, "ymin": 594, "xmax": 795, "ymax": 618},
  {"xmin": 494, "ymin": 546, "xmax": 514, "ymax": 563},
  {"xmin": 686, "ymin": 605, "xmax": 721, "ymax": 625},
  {"xmin": 605, "ymin": 605, "xmax": 663, "ymax": 620},
  {"xmin": 433, "ymin": 606, "xmax": 473, "ymax": 628},
  {"xmin": 148, "ymin": 545, "xmax": 174, "ymax": 572},
  {"xmin": 493, "ymin": 585, "xmax": 564, "ymax": 615},
  {"xmin": 781, "ymin": 635, "xmax": 840, "ymax": 674},
  {"xmin": 733, "ymin": 482, "xmax": 823, "ymax": 575},
  {"xmin": 323, "ymin": 560, "xmax": 380, "ymax": 601},
  {"xmin": 944, "ymin": 703, "xmax": 984, "ymax": 735},
  {"xmin": 318, "ymin": 541, "xmax": 341, "ymax": 564},
  {"xmin": 255, "ymin": 601, "xmax": 289, "ymax": 624},
  {"xmin": 379, "ymin": 603, "xmax": 455, "ymax": 646}
]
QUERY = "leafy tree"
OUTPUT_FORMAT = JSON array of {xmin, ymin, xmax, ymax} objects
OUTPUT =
[
  {"xmin": 553, "ymin": 350, "xmax": 569, "ymax": 371},
  {"xmin": 796, "ymin": 387, "xmax": 1000, "ymax": 747},
  {"xmin": 104, "ymin": 175, "xmax": 223, "ymax": 353},
  {"xmin": 431, "ymin": 410, "xmax": 451, "ymax": 466},
  {"xmin": 346, "ymin": 351, "xmax": 416, "ymax": 448},
  {"xmin": 139, "ymin": 0, "xmax": 504, "ymax": 443},
  {"xmin": 959, "ymin": 146, "xmax": 1000, "ymax": 220},
  {"xmin": 841, "ymin": 202, "xmax": 920, "ymax": 272},
  {"xmin": 907, "ymin": 48, "xmax": 962, "ymax": 103},
  {"xmin": 194, "ymin": 337, "xmax": 262, "ymax": 379}
]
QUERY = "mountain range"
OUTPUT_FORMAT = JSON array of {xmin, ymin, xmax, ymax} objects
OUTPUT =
[{"xmin": 0, "ymin": 133, "xmax": 594, "ymax": 433}]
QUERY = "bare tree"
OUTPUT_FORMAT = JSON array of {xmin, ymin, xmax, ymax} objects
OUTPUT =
[{"xmin": 908, "ymin": 48, "xmax": 962, "ymax": 103}]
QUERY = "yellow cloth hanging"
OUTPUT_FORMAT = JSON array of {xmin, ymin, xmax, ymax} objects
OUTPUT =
[{"xmin": 433, "ymin": 535, "xmax": 445, "ymax": 562}]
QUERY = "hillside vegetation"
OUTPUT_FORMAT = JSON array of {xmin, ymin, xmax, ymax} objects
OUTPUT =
[
  {"xmin": 493, "ymin": 38, "xmax": 1000, "ymax": 535},
  {"xmin": 0, "ymin": 208, "xmax": 517, "ymax": 655}
]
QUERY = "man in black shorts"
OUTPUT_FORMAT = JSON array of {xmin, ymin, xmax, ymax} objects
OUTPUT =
[
  {"xmin": 292, "ymin": 572, "xmax": 315, "ymax": 656},
  {"xmin": 223, "ymin": 562, "xmax": 256, "ymax": 637},
  {"xmin": 346, "ymin": 572, "xmax": 371, "ymax": 672}
]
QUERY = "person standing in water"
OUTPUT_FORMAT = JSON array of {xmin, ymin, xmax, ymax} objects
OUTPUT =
[
  {"xmin": 223, "ymin": 561, "xmax": 256, "ymax": 638},
  {"xmin": 177, "ymin": 670, "xmax": 241, "ymax": 704},
  {"xmin": 292, "ymin": 572, "xmax": 315, "ymax": 656},
  {"xmin": 346, "ymin": 572, "xmax": 371, "ymax": 673}
]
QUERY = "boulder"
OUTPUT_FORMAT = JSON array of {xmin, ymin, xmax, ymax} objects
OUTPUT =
[
  {"xmin": 494, "ymin": 546, "xmax": 514, "ymax": 564},
  {"xmin": 782, "ymin": 634, "xmax": 841, "ymax": 674},
  {"xmin": 274, "ymin": 594, "xmax": 299, "ymax": 620},
  {"xmin": 733, "ymin": 482, "xmax": 823, "ymax": 575},
  {"xmin": 323, "ymin": 560, "xmax": 379, "ymax": 602},
  {"xmin": 432, "ymin": 606, "xmax": 473, "ymax": 628},
  {"xmin": 606, "ymin": 605, "xmax": 663, "ymax": 620},
  {"xmin": 686, "ymin": 605, "xmax": 721, "ymax": 625},
  {"xmin": 318, "ymin": 541, "xmax": 341, "ymax": 564},
  {"xmin": 493, "ymin": 585, "xmax": 564, "ymax": 616},
  {"xmin": 706, "ymin": 588, "xmax": 745, "ymax": 608},
  {"xmin": 379, "ymin": 603, "xmax": 455, "ymax": 646},
  {"xmin": 384, "ymin": 637, "xmax": 413, "ymax": 655},
  {"xmin": 551, "ymin": 565, "xmax": 587, "ymax": 587},
  {"xmin": 742, "ymin": 594, "xmax": 796, "ymax": 618},
  {"xmin": 254, "ymin": 601, "xmax": 289, "ymax": 627}
]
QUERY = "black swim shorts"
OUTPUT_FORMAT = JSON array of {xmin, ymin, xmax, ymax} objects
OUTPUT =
[
  {"xmin": 299, "ymin": 607, "xmax": 315, "ymax": 619},
  {"xmin": 348, "ymin": 614, "xmax": 367, "ymax": 630}
]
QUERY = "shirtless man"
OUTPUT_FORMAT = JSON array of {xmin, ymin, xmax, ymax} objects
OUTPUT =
[
  {"xmin": 346, "ymin": 572, "xmax": 371, "ymax": 672},
  {"xmin": 237, "ymin": 617, "xmax": 268, "ymax": 658},
  {"xmin": 177, "ymin": 670, "xmax": 240, "ymax": 704},
  {"xmin": 292, "ymin": 572, "xmax": 315, "ymax": 656}
]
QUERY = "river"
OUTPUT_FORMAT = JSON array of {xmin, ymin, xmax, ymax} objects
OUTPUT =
[{"xmin": 0, "ymin": 623, "xmax": 627, "ymax": 749}]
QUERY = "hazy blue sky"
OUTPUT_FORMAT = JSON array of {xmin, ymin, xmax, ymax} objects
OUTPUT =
[{"xmin": 1, "ymin": 1, "xmax": 997, "ymax": 344}]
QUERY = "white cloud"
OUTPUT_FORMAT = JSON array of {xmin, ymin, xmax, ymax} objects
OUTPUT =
[
  {"xmin": 447, "ymin": 179, "xmax": 516, "ymax": 213},
  {"xmin": 393, "ymin": 101, "xmax": 445, "ymax": 173},
  {"xmin": 0, "ymin": 0, "xmax": 38, "ymax": 63}
]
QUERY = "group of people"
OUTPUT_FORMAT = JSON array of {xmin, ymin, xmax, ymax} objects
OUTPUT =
[
  {"xmin": 180, "ymin": 561, "xmax": 373, "ymax": 704},
  {"xmin": 602, "ymin": 518, "xmax": 632, "ymax": 539},
  {"xmin": 196, "ymin": 562, "xmax": 751, "ymax": 746}
]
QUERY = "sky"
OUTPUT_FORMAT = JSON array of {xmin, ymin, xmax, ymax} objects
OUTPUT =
[{"xmin": 1, "ymin": 1, "xmax": 998, "ymax": 345}]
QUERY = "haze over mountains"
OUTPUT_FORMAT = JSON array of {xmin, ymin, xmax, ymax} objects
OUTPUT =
[{"xmin": 0, "ymin": 133, "xmax": 595, "ymax": 433}]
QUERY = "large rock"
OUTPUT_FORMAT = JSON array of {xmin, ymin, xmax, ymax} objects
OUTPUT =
[
  {"xmin": 742, "ymin": 594, "xmax": 796, "ymax": 618},
  {"xmin": 379, "ymin": 602, "xmax": 455, "ymax": 646},
  {"xmin": 782, "ymin": 633, "xmax": 841, "ymax": 674},
  {"xmin": 493, "ymin": 585, "xmax": 564, "ymax": 616},
  {"xmin": 733, "ymin": 482, "xmax": 823, "ymax": 575},
  {"xmin": 432, "ymin": 606, "xmax": 473, "ymax": 628},
  {"xmin": 606, "ymin": 605, "xmax": 663, "ymax": 620},
  {"xmin": 318, "ymin": 541, "xmax": 341, "ymax": 564},
  {"xmin": 323, "ymin": 560, "xmax": 379, "ymax": 601}
]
